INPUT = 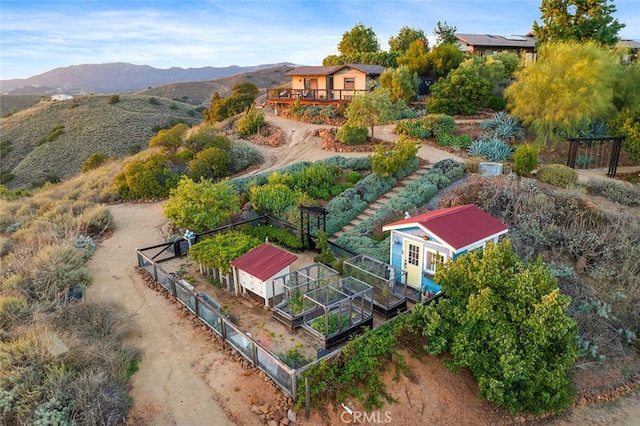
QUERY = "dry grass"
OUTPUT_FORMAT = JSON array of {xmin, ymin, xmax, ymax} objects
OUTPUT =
[
  {"xmin": 1, "ymin": 94, "xmax": 201, "ymax": 189},
  {"xmin": 0, "ymin": 162, "xmax": 134, "ymax": 424}
]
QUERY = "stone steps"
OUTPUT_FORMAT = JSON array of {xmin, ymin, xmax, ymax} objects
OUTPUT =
[{"xmin": 329, "ymin": 164, "xmax": 432, "ymax": 243}]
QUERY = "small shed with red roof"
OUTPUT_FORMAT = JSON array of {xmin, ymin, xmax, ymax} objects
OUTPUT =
[
  {"xmin": 382, "ymin": 204, "xmax": 508, "ymax": 295},
  {"xmin": 231, "ymin": 243, "xmax": 298, "ymax": 308}
]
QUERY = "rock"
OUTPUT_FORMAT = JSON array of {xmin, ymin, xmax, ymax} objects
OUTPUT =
[
  {"xmin": 274, "ymin": 413, "xmax": 283, "ymax": 423},
  {"xmin": 267, "ymin": 421, "xmax": 278, "ymax": 426},
  {"xmin": 280, "ymin": 418, "xmax": 290, "ymax": 426},
  {"xmin": 260, "ymin": 405, "xmax": 269, "ymax": 414},
  {"xmin": 287, "ymin": 409, "xmax": 297, "ymax": 422},
  {"xmin": 251, "ymin": 404, "xmax": 260, "ymax": 413},
  {"xmin": 248, "ymin": 395, "xmax": 256, "ymax": 405},
  {"xmin": 242, "ymin": 369, "xmax": 252, "ymax": 376}
]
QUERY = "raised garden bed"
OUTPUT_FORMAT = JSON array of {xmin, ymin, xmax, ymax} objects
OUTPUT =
[
  {"xmin": 301, "ymin": 277, "xmax": 373, "ymax": 349},
  {"xmin": 343, "ymin": 254, "xmax": 408, "ymax": 319},
  {"xmin": 271, "ymin": 263, "xmax": 340, "ymax": 329}
]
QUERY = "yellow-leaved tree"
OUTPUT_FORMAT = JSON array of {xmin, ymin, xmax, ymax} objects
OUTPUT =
[{"xmin": 504, "ymin": 41, "xmax": 619, "ymax": 146}]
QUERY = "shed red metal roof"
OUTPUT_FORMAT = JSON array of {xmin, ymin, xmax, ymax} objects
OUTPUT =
[
  {"xmin": 230, "ymin": 243, "xmax": 298, "ymax": 282},
  {"xmin": 382, "ymin": 204, "xmax": 508, "ymax": 251}
]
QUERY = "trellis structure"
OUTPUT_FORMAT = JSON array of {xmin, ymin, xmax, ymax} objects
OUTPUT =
[
  {"xmin": 343, "ymin": 254, "xmax": 409, "ymax": 318},
  {"xmin": 271, "ymin": 263, "xmax": 340, "ymax": 329},
  {"xmin": 567, "ymin": 136, "xmax": 624, "ymax": 178},
  {"xmin": 301, "ymin": 277, "xmax": 373, "ymax": 348}
]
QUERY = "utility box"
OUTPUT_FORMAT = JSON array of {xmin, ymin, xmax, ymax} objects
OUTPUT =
[{"xmin": 478, "ymin": 162, "xmax": 503, "ymax": 176}]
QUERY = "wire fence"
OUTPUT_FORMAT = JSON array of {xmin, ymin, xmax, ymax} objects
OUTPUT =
[{"xmin": 136, "ymin": 249, "xmax": 341, "ymax": 401}]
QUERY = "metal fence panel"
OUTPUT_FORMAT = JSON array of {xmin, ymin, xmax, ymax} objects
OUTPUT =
[
  {"xmin": 155, "ymin": 268, "xmax": 175, "ymax": 293},
  {"xmin": 199, "ymin": 302, "xmax": 223, "ymax": 336},
  {"xmin": 137, "ymin": 252, "xmax": 155, "ymax": 278},
  {"xmin": 256, "ymin": 347, "xmax": 294, "ymax": 396},
  {"xmin": 224, "ymin": 323, "xmax": 253, "ymax": 361},
  {"xmin": 176, "ymin": 284, "xmax": 196, "ymax": 313}
]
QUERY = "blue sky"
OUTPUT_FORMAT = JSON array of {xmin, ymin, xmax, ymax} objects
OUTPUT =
[{"xmin": 1, "ymin": 0, "xmax": 639, "ymax": 80}]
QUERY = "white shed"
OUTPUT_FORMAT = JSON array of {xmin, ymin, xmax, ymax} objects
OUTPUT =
[{"xmin": 231, "ymin": 243, "xmax": 298, "ymax": 308}]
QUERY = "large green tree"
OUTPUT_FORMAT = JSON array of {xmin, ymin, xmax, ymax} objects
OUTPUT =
[
  {"xmin": 433, "ymin": 20, "xmax": 457, "ymax": 45},
  {"xmin": 396, "ymin": 39, "xmax": 430, "ymax": 75},
  {"xmin": 162, "ymin": 176, "xmax": 239, "ymax": 232},
  {"xmin": 426, "ymin": 64, "xmax": 492, "ymax": 115},
  {"xmin": 344, "ymin": 88, "xmax": 394, "ymax": 141},
  {"xmin": 338, "ymin": 23, "xmax": 380, "ymax": 55},
  {"xmin": 428, "ymin": 43, "xmax": 465, "ymax": 78},
  {"xmin": 204, "ymin": 82, "xmax": 258, "ymax": 123},
  {"xmin": 379, "ymin": 65, "xmax": 419, "ymax": 103},
  {"xmin": 413, "ymin": 239, "xmax": 579, "ymax": 415},
  {"xmin": 504, "ymin": 41, "xmax": 619, "ymax": 145},
  {"xmin": 388, "ymin": 26, "xmax": 428, "ymax": 53},
  {"xmin": 532, "ymin": 0, "xmax": 625, "ymax": 47}
]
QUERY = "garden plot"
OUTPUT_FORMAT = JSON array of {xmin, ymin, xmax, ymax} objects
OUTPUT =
[
  {"xmin": 343, "ymin": 254, "xmax": 409, "ymax": 318},
  {"xmin": 271, "ymin": 263, "xmax": 340, "ymax": 329},
  {"xmin": 301, "ymin": 277, "xmax": 374, "ymax": 349}
]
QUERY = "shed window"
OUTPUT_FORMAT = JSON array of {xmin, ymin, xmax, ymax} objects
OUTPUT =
[{"xmin": 344, "ymin": 78, "xmax": 355, "ymax": 90}]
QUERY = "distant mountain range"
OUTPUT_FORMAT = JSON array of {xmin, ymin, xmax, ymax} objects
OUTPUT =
[{"xmin": 0, "ymin": 62, "xmax": 298, "ymax": 95}]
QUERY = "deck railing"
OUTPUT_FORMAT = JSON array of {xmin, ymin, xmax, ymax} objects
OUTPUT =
[{"xmin": 267, "ymin": 88, "xmax": 369, "ymax": 103}]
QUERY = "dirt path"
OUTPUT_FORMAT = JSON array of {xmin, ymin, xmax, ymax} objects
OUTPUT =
[{"xmin": 87, "ymin": 203, "xmax": 270, "ymax": 426}]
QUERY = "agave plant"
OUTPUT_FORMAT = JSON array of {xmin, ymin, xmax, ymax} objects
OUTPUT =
[
  {"xmin": 467, "ymin": 138, "xmax": 512, "ymax": 161},
  {"xmin": 481, "ymin": 112, "xmax": 525, "ymax": 141}
]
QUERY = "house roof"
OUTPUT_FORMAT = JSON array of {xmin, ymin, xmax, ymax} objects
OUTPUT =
[
  {"xmin": 617, "ymin": 39, "xmax": 640, "ymax": 49},
  {"xmin": 230, "ymin": 243, "xmax": 298, "ymax": 282},
  {"xmin": 455, "ymin": 33, "xmax": 537, "ymax": 49},
  {"xmin": 286, "ymin": 64, "xmax": 385, "ymax": 77},
  {"xmin": 382, "ymin": 204, "xmax": 508, "ymax": 251}
]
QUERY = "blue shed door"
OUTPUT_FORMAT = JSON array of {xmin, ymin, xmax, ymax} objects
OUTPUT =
[{"xmin": 403, "ymin": 240, "xmax": 422, "ymax": 290}]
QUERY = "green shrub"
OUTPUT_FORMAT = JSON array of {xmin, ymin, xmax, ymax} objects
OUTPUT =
[
  {"xmin": 112, "ymin": 153, "xmax": 177, "ymax": 199},
  {"xmin": 513, "ymin": 144, "xmax": 538, "ymax": 177},
  {"xmin": 537, "ymin": 164, "xmax": 578, "ymax": 188},
  {"xmin": 228, "ymin": 142, "xmax": 262, "ymax": 173},
  {"xmin": 37, "ymin": 125, "xmax": 64, "ymax": 146},
  {"xmin": 303, "ymin": 106, "xmax": 320, "ymax": 117},
  {"xmin": 149, "ymin": 97, "xmax": 160, "ymax": 105},
  {"xmin": 583, "ymin": 179, "xmax": 640, "ymax": 206},
  {"xmin": 347, "ymin": 170, "xmax": 362, "ymax": 183},
  {"xmin": 250, "ymin": 183, "xmax": 301, "ymax": 216},
  {"xmin": 291, "ymin": 163, "xmax": 341, "ymax": 200},
  {"xmin": 428, "ymin": 114, "xmax": 456, "ymax": 135},
  {"xmin": 0, "ymin": 140, "xmax": 13, "ymax": 159},
  {"xmin": 81, "ymin": 153, "xmax": 110, "ymax": 173},
  {"xmin": 188, "ymin": 147, "xmax": 231, "ymax": 181},
  {"xmin": 486, "ymin": 95, "xmax": 506, "ymax": 111},
  {"xmin": 241, "ymin": 225, "xmax": 303, "ymax": 250},
  {"xmin": 319, "ymin": 106, "xmax": 336, "ymax": 118},
  {"xmin": 371, "ymin": 136, "xmax": 419, "ymax": 178},
  {"xmin": 108, "ymin": 94, "xmax": 120, "ymax": 104},
  {"xmin": 235, "ymin": 105, "xmax": 265, "ymax": 138},
  {"xmin": 337, "ymin": 124, "xmax": 368, "ymax": 145}
]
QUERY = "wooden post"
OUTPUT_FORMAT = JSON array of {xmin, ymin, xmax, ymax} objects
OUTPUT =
[{"xmin": 305, "ymin": 377, "xmax": 310, "ymax": 419}]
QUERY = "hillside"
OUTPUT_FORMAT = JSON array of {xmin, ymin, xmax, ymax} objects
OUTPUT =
[
  {"xmin": 0, "ymin": 94, "xmax": 201, "ymax": 189},
  {"xmin": 1, "ymin": 62, "xmax": 297, "ymax": 95},
  {"xmin": 0, "ymin": 94, "xmax": 43, "ymax": 117},
  {"xmin": 136, "ymin": 65, "xmax": 293, "ymax": 105}
]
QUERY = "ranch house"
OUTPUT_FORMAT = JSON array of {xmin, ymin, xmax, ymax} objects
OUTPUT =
[{"xmin": 267, "ymin": 64, "xmax": 385, "ymax": 106}]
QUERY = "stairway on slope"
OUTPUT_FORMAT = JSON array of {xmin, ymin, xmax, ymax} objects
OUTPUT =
[{"xmin": 330, "ymin": 164, "xmax": 431, "ymax": 241}]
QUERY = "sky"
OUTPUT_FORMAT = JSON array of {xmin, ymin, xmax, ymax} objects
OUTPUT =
[{"xmin": 1, "ymin": 0, "xmax": 639, "ymax": 80}]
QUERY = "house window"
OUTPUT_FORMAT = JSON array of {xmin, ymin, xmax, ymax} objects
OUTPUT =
[
  {"xmin": 408, "ymin": 243, "xmax": 420, "ymax": 267},
  {"xmin": 344, "ymin": 78, "xmax": 355, "ymax": 90},
  {"xmin": 425, "ymin": 251, "xmax": 443, "ymax": 274}
]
